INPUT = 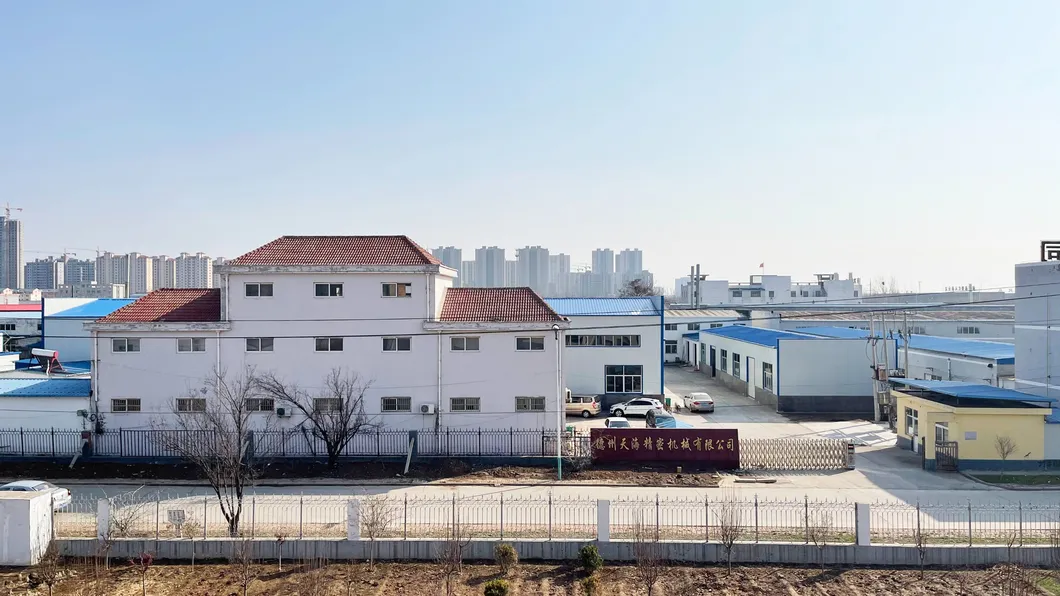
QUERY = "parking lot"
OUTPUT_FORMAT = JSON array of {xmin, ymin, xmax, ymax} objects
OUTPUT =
[{"xmin": 568, "ymin": 365, "xmax": 896, "ymax": 446}]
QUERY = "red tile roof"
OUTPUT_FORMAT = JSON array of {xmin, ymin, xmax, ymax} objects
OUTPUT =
[
  {"xmin": 95, "ymin": 289, "xmax": 222, "ymax": 323},
  {"xmin": 439, "ymin": 288, "xmax": 564, "ymax": 323},
  {"xmin": 228, "ymin": 236, "xmax": 440, "ymax": 267}
]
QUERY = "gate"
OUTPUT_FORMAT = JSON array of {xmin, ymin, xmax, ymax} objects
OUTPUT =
[{"xmin": 935, "ymin": 441, "xmax": 959, "ymax": 471}]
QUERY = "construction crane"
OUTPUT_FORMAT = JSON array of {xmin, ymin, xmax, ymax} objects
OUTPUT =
[{"xmin": 2, "ymin": 203, "xmax": 22, "ymax": 220}]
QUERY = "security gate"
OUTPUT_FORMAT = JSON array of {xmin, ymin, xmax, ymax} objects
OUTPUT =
[{"xmin": 935, "ymin": 441, "xmax": 959, "ymax": 471}]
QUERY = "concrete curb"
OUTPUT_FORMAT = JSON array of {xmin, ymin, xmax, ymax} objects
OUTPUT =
[
  {"xmin": 959, "ymin": 472, "xmax": 1060, "ymax": 492},
  {"xmin": 1, "ymin": 477, "xmax": 724, "ymax": 490}
]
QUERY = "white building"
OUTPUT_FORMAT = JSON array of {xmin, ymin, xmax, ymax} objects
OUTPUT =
[
  {"xmin": 473, "ymin": 247, "xmax": 505, "ymax": 288},
  {"xmin": 545, "ymin": 297, "xmax": 663, "ymax": 403},
  {"xmin": 176, "ymin": 252, "xmax": 213, "ymax": 288},
  {"xmin": 548, "ymin": 254, "xmax": 570, "ymax": 296},
  {"xmin": 615, "ymin": 249, "xmax": 643, "ymax": 286},
  {"xmin": 152, "ymin": 256, "xmax": 177, "ymax": 289},
  {"xmin": 698, "ymin": 326, "xmax": 893, "ymax": 417},
  {"xmin": 675, "ymin": 273, "xmax": 863, "ymax": 306},
  {"xmin": 86, "ymin": 235, "xmax": 569, "ymax": 432},
  {"xmin": 516, "ymin": 246, "xmax": 550, "ymax": 294},
  {"xmin": 591, "ymin": 249, "xmax": 615, "ymax": 295},
  {"xmin": 43, "ymin": 298, "xmax": 134, "ymax": 363},
  {"xmin": 52, "ymin": 283, "xmax": 127, "ymax": 299},
  {"xmin": 661, "ymin": 308, "xmax": 744, "ymax": 364},
  {"xmin": 0, "ymin": 378, "xmax": 92, "ymax": 430},
  {"xmin": 769, "ymin": 307, "xmax": 1015, "ymax": 342}
]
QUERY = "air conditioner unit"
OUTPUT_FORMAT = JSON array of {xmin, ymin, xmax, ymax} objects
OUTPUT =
[
  {"xmin": 419, "ymin": 404, "xmax": 435, "ymax": 415},
  {"xmin": 275, "ymin": 407, "xmax": 291, "ymax": 418}
]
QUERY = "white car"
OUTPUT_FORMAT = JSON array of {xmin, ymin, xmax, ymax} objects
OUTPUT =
[
  {"xmin": 0, "ymin": 480, "xmax": 72, "ymax": 510},
  {"xmin": 610, "ymin": 398, "xmax": 665, "ymax": 418},
  {"xmin": 604, "ymin": 417, "xmax": 631, "ymax": 429},
  {"xmin": 686, "ymin": 392, "xmax": 715, "ymax": 413}
]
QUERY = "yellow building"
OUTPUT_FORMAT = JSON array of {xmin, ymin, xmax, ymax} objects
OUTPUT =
[{"xmin": 892, "ymin": 380, "xmax": 1056, "ymax": 471}]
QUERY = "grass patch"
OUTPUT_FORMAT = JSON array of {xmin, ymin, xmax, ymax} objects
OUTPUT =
[
  {"xmin": 971, "ymin": 473, "xmax": 1060, "ymax": 486},
  {"xmin": 1039, "ymin": 575, "xmax": 1060, "ymax": 595}
]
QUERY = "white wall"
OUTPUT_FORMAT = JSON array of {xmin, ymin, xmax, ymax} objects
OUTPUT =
[
  {"xmin": 0, "ymin": 397, "xmax": 89, "ymax": 429},
  {"xmin": 0, "ymin": 493, "xmax": 52, "ymax": 565},
  {"xmin": 662, "ymin": 315, "xmax": 738, "ymax": 362},
  {"xmin": 1046, "ymin": 424, "xmax": 1060, "ymax": 461},
  {"xmin": 898, "ymin": 349, "xmax": 1002, "ymax": 385},
  {"xmin": 699, "ymin": 334, "xmax": 778, "ymax": 386},
  {"xmin": 779, "ymin": 339, "xmax": 891, "ymax": 397},
  {"xmin": 42, "ymin": 298, "xmax": 94, "ymax": 316},
  {"xmin": 43, "ymin": 318, "xmax": 93, "ymax": 361},
  {"xmin": 777, "ymin": 317, "xmax": 1014, "ymax": 342},
  {"xmin": 562, "ymin": 315, "xmax": 662, "ymax": 395}
]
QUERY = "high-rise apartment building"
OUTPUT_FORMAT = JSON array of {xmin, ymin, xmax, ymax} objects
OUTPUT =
[
  {"xmin": 24, "ymin": 257, "xmax": 65, "ymax": 290},
  {"xmin": 152, "ymin": 256, "xmax": 177, "ymax": 289},
  {"xmin": 96, "ymin": 252, "xmax": 128, "ymax": 286},
  {"xmin": 473, "ymin": 246, "xmax": 506, "ymax": 288},
  {"xmin": 64, "ymin": 258, "xmax": 95, "ymax": 285},
  {"xmin": 549, "ymin": 254, "xmax": 571, "ymax": 296},
  {"xmin": 128, "ymin": 253, "xmax": 153, "ymax": 295},
  {"xmin": 432, "ymin": 246, "xmax": 462, "ymax": 286},
  {"xmin": 616, "ymin": 248, "xmax": 644, "ymax": 283},
  {"xmin": 212, "ymin": 257, "xmax": 225, "ymax": 289},
  {"xmin": 460, "ymin": 261, "xmax": 475, "ymax": 287},
  {"xmin": 505, "ymin": 260, "xmax": 518, "ymax": 286},
  {"xmin": 176, "ymin": 252, "xmax": 213, "ymax": 288},
  {"xmin": 0, "ymin": 217, "xmax": 24, "ymax": 290},
  {"xmin": 591, "ymin": 249, "xmax": 616, "ymax": 295},
  {"xmin": 516, "ymin": 246, "xmax": 550, "ymax": 294}
]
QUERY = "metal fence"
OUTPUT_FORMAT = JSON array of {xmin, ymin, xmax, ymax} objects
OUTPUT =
[
  {"xmin": 0, "ymin": 428, "xmax": 844, "ymax": 470},
  {"xmin": 54, "ymin": 492, "xmax": 1060, "ymax": 546}
]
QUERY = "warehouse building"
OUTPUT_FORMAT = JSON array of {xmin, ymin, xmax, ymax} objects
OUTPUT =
[
  {"xmin": 753, "ymin": 306, "xmax": 1015, "ymax": 342},
  {"xmin": 42, "ymin": 298, "xmax": 134, "ymax": 364},
  {"xmin": 698, "ymin": 326, "xmax": 893, "ymax": 417},
  {"xmin": 545, "ymin": 297, "xmax": 663, "ymax": 401},
  {"xmin": 662, "ymin": 308, "xmax": 742, "ymax": 363}
]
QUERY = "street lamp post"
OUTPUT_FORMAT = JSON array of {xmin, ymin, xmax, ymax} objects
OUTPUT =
[{"xmin": 553, "ymin": 323, "xmax": 563, "ymax": 481}]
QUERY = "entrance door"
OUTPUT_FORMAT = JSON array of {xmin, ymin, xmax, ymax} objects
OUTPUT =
[
  {"xmin": 708, "ymin": 347, "xmax": 716, "ymax": 377},
  {"xmin": 746, "ymin": 357, "xmax": 757, "ymax": 399}
]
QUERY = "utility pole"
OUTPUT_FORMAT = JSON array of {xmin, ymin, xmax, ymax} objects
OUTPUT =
[
  {"xmin": 902, "ymin": 311, "xmax": 910, "ymax": 377},
  {"xmin": 688, "ymin": 264, "xmax": 708, "ymax": 308},
  {"xmin": 869, "ymin": 314, "xmax": 881, "ymax": 423}
]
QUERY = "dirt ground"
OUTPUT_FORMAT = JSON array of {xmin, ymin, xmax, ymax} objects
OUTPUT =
[
  {"xmin": 0, "ymin": 461, "xmax": 721, "ymax": 487},
  {"xmin": 6, "ymin": 562, "xmax": 1055, "ymax": 596}
]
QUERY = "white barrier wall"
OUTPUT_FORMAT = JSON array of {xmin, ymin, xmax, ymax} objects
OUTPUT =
[{"xmin": 0, "ymin": 492, "xmax": 53, "ymax": 565}]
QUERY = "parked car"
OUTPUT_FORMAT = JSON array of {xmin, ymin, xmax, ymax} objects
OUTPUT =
[
  {"xmin": 686, "ymin": 392, "xmax": 715, "ymax": 413},
  {"xmin": 645, "ymin": 408, "xmax": 695, "ymax": 429},
  {"xmin": 0, "ymin": 480, "xmax": 72, "ymax": 510},
  {"xmin": 610, "ymin": 398, "xmax": 665, "ymax": 418},
  {"xmin": 604, "ymin": 417, "xmax": 631, "ymax": 429},
  {"xmin": 565, "ymin": 394, "xmax": 601, "ymax": 418}
]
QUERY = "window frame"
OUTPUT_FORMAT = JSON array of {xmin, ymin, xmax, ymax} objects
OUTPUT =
[
  {"xmin": 905, "ymin": 407, "xmax": 919, "ymax": 436},
  {"xmin": 112, "ymin": 338, "xmax": 141, "ymax": 353},
  {"xmin": 687, "ymin": 323, "xmax": 701, "ymax": 331},
  {"xmin": 314, "ymin": 282, "xmax": 344, "ymax": 298},
  {"xmin": 177, "ymin": 337, "xmax": 207, "ymax": 353},
  {"xmin": 731, "ymin": 290, "xmax": 743, "ymax": 298},
  {"xmin": 664, "ymin": 340, "xmax": 678, "ymax": 355},
  {"xmin": 604, "ymin": 365, "xmax": 643, "ymax": 394},
  {"xmin": 732, "ymin": 353, "xmax": 742, "ymax": 378},
  {"xmin": 516, "ymin": 336, "xmax": 545, "ymax": 352},
  {"xmin": 709, "ymin": 323, "xmax": 723, "ymax": 329},
  {"xmin": 381, "ymin": 282, "xmax": 413, "ymax": 298},
  {"xmin": 244, "ymin": 282, "xmax": 274, "ymax": 298},
  {"xmin": 176, "ymin": 397, "xmax": 207, "ymax": 413},
  {"xmin": 245, "ymin": 337, "xmax": 275, "ymax": 352},
  {"xmin": 762, "ymin": 362, "xmax": 774, "ymax": 392},
  {"xmin": 720, "ymin": 349, "xmax": 728, "ymax": 372},
  {"xmin": 515, "ymin": 396, "xmax": 546, "ymax": 412},
  {"xmin": 314, "ymin": 398, "xmax": 342, "ymax": 413},
  {"xmin": 450, "ymin": 397, "xmax": 481, "ymax": 412},
  {"xmin": 382, "ymin": 336, "xmax": 412, "ymax": 352},
  {"xmin": 750, "ymin": 290, "xmax": 762, "ymax": 298},
  {"xmin": 381, "ymin": 396, "xmax": 412, "ymax": 413},
  {"xmin": 315, "ymin": 337, "xmax": 344, "ymax": 352},
  {"xmin": 111, "ymin": 398, "xmax": 141, "ymax": 413},
  {"xmin": 664, "ymin": 323, "xmax": 678, "ymax": 331},
  {"xmin": 245, "ymin": 398, "xmax": 275, "ymax": 413},
  {"xmin": 450, "ymin": 336, "xmax": 480, "ymax": 352}
]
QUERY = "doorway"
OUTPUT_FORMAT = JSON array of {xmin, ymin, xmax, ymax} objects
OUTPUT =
[
  {"xmin": 746, "ymin": 356, "xmax": 757, "ymax": 399},
  {"xmin": 708, "ymin": 347, "xmax": 716, "ymax": 377}
]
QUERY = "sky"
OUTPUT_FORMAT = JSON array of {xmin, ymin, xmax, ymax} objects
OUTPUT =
[{"xmin": 3, "ymin": 2, "xmax": 1059, "ymax": 293}]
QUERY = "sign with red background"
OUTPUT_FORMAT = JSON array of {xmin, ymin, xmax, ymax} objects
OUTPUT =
[{"xmin": 589, "ymin": 428, "xmax": 739, "ymax": 468}]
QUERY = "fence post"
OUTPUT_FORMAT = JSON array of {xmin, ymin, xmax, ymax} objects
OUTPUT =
[
  {"xmin": 499, "ymin": 493, "xmax": 504, "ymax": 540},
  {"xmin": 548, "ymin": 492, "xmax": 553, "ymax": 541},
  {"xmin": 655, "ymin": 493, "xmax": 660, "ymax": 539},
  {"xmin": 19, "ymin": 428, "xmax": 23, "ymax": 457},
  {"xmin": 967, "ymin": 500, "xmax": 972, "ymax": 547},
  {"xmin": 96, "ymin": 499, "xmax": 111, "ymax": 541},
  {"xmin": 119, "ymin": 429, "xmax": 124, "ymax": 458},
  {"xmin": 155, "ymin": 495, "xmax": 160, "ymax": 540},
  {"xmin": 541, "ymin": 429, "xmax": 546, "ymax": 456},
  {"xmin": 51, "ymin": 427, "xmax": 55, "ymax": 457},
  {"xmin": 704, "ymin": 495, "xmax": 709, "ymax": 543},
  {"xmin": 299, "ymin": 494, "xmax": 304, "ymax": 539},
  {"xmin": 1019, "ymin": 501, "xmax": 1023, "ymax": 547},
  {"xmin": 251, "ymin": 496, "xmax": 256, "ymax": 539},
  {"xmin": 403, "ymin": 494, "xmax": 408, "ymax": 540},
  {"xmin": 377, "ymin": 429, "xmax": 381, "ymax": 457},
  {"xmin": 804, "ymin": 495, "xmax": 809, "ymax": 544},
  {"xmin": 754, "ymin": 494, "xmax": 759, "ymax": 543},
  {"xmin": 347, "ymin": 500, "xmax": 360, "ymax": 540},
  {"xmin": 855, "ymin": 503, "xmax": 870, "ymax": 546},
  {"xmin": 597, "ymin": 500, "xmax": 610, "ymax": 543},
  {"xmin": 510, "ymin": 427, "xmax": 514, "ymax": 457},
  {"xmin": 203, "ymin": 497, "xmax": 208, "ymax": 539},
  {"xmin": 478, "ymin": 428, "xmax": 482, "ymax": 457}
]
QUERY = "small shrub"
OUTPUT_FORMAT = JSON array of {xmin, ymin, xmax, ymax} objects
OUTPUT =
[
  {"xmin": 483, "ymin": 578, "xmax": 510, "ymax": 596},
  {"xmin": 581, "ymin": 574, "xmax": 601, "ymax": 596},
  {"xmin": 494, "ymin": 543, "xmax": 518, "ymax": 575},
  {"xmin": 579, "ymin": 544, "xmax": 603, "ymax": 575}
]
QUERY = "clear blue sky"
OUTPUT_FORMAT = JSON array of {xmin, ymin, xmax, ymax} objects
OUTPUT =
[{"xmin": 3, "ymin": 2, "xmax": 1058, "ymax": 292}]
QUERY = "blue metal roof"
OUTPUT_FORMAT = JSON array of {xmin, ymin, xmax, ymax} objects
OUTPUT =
[
  {"xmin": 701, "ymin": 326, "xmax": 814, "ymax": 348},
  {"xmin": 544, "ymin": 297, "xmax": 661, "ymax": 317},
  {"xmin": 682, "ymin": 332, "xmax": 699, "ymax": 340},
  {"xmin": 892, "ymin": 379, "xmax": 1053, "ymax": 405},
  {"xmin": 0, "ymin": 378, "xmax": 91, "ymax": 397},
  {"xmin": 47, "ymin": 299, "xmax": 135, "ymax": 319},
  {"xmin": 795, "ymin": 327, "xmax": 1016, "ymax": 364}
]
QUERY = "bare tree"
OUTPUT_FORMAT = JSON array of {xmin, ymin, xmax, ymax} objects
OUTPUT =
[
  {"xmin": 994, "ymin": 436, "xmax": 1018, "ymax": 483},
  {"xmin": 275, "ymin": 531, "xmax": 288, "ymax": 571},
  {"xmin": 806, "ymin": 510, "xmax": 834, "ymax": 570},
  {"xmin": 33, "ymin": 541, "xmax": 64, "ymax": 596},
  {"xmin": 299, "ymin": 557, "xmax": 330, "ymax": 596},
  {"xmin": 631, "ymin": 514, "xmax": 665, "ymax": 596},
  {"xmin": 342, "ymin": 559, "xmax": 359, "ymax": 596},
  {"xmin": 436, "ymin": 511, "xmax": 472, "ymax": 596},
  {"xmin": 914, "ymin": 520, "xmax": 928, "ymax": 579},
  {"xmin": 619, "ymin": 279, "xmax": 657, "ymax": 298},
  {"xmin": 105, "ymin": 487, "xmax": 153, "ymax": 538},
  {"xmin": 232, "ymin": 536, "xmax": 258, "ymax": 596},
  {"xmin": 360, "ymin": 496, "xmax": 396, "ymax": 570},
  {"xmin": 129, "ymin": 552, "xmax": 153, "ymax": 596},
  {"xmin": 714, "ymin": 496, "xmax": 742, "ymax": 573},
  {"xmin": 256, "ymin": 368, "xmax": 375, "ymax": 470},
  {"xmin": 155, "ymin": 368, "xmax": 262, "ymax": 536}
]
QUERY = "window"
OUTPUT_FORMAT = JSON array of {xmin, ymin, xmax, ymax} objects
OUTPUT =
[
  {"xmin": 762, "ymin": 362, "xmax": 774, "ymax": 392},
  {"xmin": 0, "ymin": 323, "xmax": 15, "ymax": 331},
  {"xmin": 450, "ymin": 397, "xmax": 480, "ymax": 412},
  {"xmin": 245, "ymin": 337, "xmax": 274, "ymax": 352},
  {"xmin": 246, "ymin": 398, "xmax": 275, "ymax": 412},
  {"xmin": 516, "ymin": 396, "xmax": 546, "ymax": 411},
  {"xmin": 664, "ymin": 340, "xmax": 677, "ymax": 355},
  {"xmin": 176, "ymin": 398, "xmax": 207, "ymax": 413},
  {"xmin": 314, "ymin": 398, "xmax": 342, "ymax": 413},
  {"xmin": 732, "ymin": 353, "xmax": 741, "ymax": 378},
  {"xmin": 710, "ymin": 323, "xmax": 723, "ymax": 329},
  {"xmin": 854, "ymin": 290, "xmax": 860, "ymax": 297},
  {"xmin": 905, "ymin": 407, "xmax": 919, "ymax": 436},
  {"xmin": 315, "ymin": 283, "xmax": 343, "ymax": 297},
  {"xmin": 957, "ymin": 326, "xmax": 981, "ymax": 335},
  {"xmin": 381, "ymin": 397, "xmax": 412, "ymax": 412},
  {"xmin": 664, "ymin": 324, "xmax": 678, "ymax": 331},
  {"xmin": 790, "ymin": 291, "xmax": 797, "ymax": 298},
  {"xmin": 910, "ymin": 326, "xmax": 926, "ymax": 335},
  {"xmin": 245, "ymin": 283, "xmax": 273, "ymax": 297},
  {"xmin": 565, "ymin": 335, "xmax": 641, "ymax": 347},
  {"xmin": 315, "ymin": 337, "xmax": 344, "ymax": 352},
  {"xmin": 750, "ymin": 290, "xmax": 762, "ymax": 298},
  {"xmin": 935, "ymin": 422, "xmax": 949, "ymax": 444},
  {"xmin": 516, "ymin": 337, "xmax": 545, "ymax": 351},
  {"xmin": 731, "ymin": 290, "xmax": 743, "ymax": 298},
  {"xmin": 111, "ymin": 398, "xmax": 141, "ymax": 413},
  {"xmin": 687, "ymin": 323, "xmax": 701, "ymax": 331},
  {"xmin": 382, "ymin": 336, "xmax": 412, "ymax": 352},
  {"xmin": 450, "ymin": 336, "xmax": 480, "ymax": 351},
  {"xmin": 720, "ymin": 349, "xmax": 728, "ymax": 372},
  {"xmin": 768, "ymin": 290, "xmax": 775, "ymax": 299},
  {"xmin": 177, "ymin": 337, "xmax": 206, "ymax": 353},
  {"xmin": 382, "ymin": 282, "xmax": 412, "ymax": 298},
  {"xmin": 112, "ymin": 338, "xmax": 140, "ymax": 353},
  {"xmin": 801, "ymin": 291, "xmax": 809, "ymax": 297},
  {"xmin": 814, "ymin": 291, "xmax": 823, "ymax": 297},
  {"xmin": 604, "ymin": 365, "xmax": 643, "ymax": 393}
]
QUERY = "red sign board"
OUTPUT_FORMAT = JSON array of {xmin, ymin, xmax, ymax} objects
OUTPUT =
[{"xmin": 589, "ymin": 428, "xmax": 739, "ymax": 468}]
